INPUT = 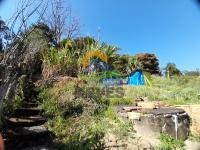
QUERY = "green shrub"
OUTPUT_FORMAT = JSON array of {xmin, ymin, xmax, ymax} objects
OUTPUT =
[
  {"xmin": 38, "ymin": 80, "xmax": 110, "ymax": 149},
  {"xmin": 37, "ymin": 79, "xmax": 136, "ymax": 149},
  {"xmin": 158, "ymin": 134, "xmax": 184, "ymax": 150}
]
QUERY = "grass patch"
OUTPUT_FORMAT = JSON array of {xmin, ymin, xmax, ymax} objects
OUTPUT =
[
  {"xmin": 122, "ymin": 75, "xmax": 200, "ymax": 105},
  {"xmin": 156, "ymin": 134, "xmax": 184, "ymax": 150},
  {"xmin": 109, "ymin": 98, "xmax": 133, "ymax": 105},
  {"xmin": 103, "ymin": 106, "xmax": 133, "ymax": 138}
]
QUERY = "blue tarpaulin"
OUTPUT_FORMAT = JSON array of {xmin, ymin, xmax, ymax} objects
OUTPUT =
[{"xmin": 127, "ymin": 70, "xmax": 145, "ymax": 85}]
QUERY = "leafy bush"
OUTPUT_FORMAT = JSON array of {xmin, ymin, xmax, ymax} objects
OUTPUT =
[
  {"xmin": 38, "ymin": 79, "xmax": 110, "ymax": 149},
  {"xmin": 37, "ymin": 77, "xmax": 136, "ymax": 149},
  {"xmin": 42, "ymin": 40, "xmax": 80, "ymax": 79}
]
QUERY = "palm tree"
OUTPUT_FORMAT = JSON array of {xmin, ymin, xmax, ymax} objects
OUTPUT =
[
  {"xmin": 127, "ymin": 56, "xmax": 141, "ymax": 73},
  {"xmin": 112, "ymin": 54, "xmax": 141, "ymax": 75},
  {"xmin": 113, "ymin": 54, "xmax": 129, "ymax": 74},
  {"xmin": 98, "ymin": 42, "xmax": 120, "ymax": 66},
  {"xmin": 81, "ymin": 42, "xmax": 119, "ymax": 70}
]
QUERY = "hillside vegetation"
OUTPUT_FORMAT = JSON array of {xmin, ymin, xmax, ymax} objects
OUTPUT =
[
  {"xmin": 0, "ymin": 1, "xmax": 200, "ymax": 149},
  {"xmin": 37, "ymin": 78, "xmax": 133, "ymax": 149},
  {"xmin": 36, "ymin": 75, "xmax": 200, "ymax": 149}
]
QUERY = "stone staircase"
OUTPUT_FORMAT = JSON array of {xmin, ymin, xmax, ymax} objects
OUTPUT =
[{"xmin": 4, "ymin": 98, "xmax": 55, "ymax": 150}]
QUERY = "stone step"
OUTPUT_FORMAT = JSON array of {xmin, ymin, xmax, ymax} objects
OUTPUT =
[
  {"xmin": 7, "ymin": 116, "xmax": 46, "ymax": 128},
  {"xmin": 7, "ymin": 125, "xmax": 49, "ymax": 139},
  {"xmin": 14, "ymin": 107, "xmax": 43, "ymax": 117},
  {"xmin": 24, "ymin": 99, "xmax": 38, "ymax": 103},
  {"xmin": 5, "ymin": 130, "xmax": 55, "ymax": 150},
  {"xmin": 22, "ymin": 102, "xmax": 39, "ymax": 108}
]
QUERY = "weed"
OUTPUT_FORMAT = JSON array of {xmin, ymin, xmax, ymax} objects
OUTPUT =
[
  {"xmin": 157, "ymin": 134, "xmax": 184, "ymax": 150},
  {"xmin": 109, "ymin": 98, "xmax": 133, "ymax": 105}
]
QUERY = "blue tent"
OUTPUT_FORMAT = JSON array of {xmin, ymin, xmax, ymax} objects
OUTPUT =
[{"xmin": 127, "ymin": 70, "xmax": 145, "ymax": 85}]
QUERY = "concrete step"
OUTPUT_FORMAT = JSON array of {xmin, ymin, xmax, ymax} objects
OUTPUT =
[
  {"xmin": 5, "ymin": 129, "xmax": 55, "ymax": 150},
  {"xmin": 7, "ymin": 125, "xmax": 50, "ymax": 139},
  {"xmin": 24, "ymin": 99, "xmax": 38, "ymax": 103},
  {"xmin": 14, "ymin": 107, "xmax": 43, "ymax": 117},
  {"xmin": 7, "ymin": 116, "xmax": 46, "ymax": 128}
]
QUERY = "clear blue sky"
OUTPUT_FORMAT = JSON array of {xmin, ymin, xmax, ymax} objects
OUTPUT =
[{"xmin": 1, "ymin": 0, "xmax": 200, "ymax": 71}]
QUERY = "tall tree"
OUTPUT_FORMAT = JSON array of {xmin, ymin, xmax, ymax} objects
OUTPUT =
[
  {"xmin": 135, "ymin": 53, "xmax": 160, "ymax": 74},
  {"xmin": 99, "ymin": 42, "xmax": 120, "ymax": 66},
  {"xmin": 165, "ymin": 63, "xmax": 182, "ymax": 79},
  {"xmin": 113, "ymin": 55, "xmax": 141, "ymax": 75},
  {"xmin": 40, "ymin": 0, "xmax": 80, "ymax": 44}
]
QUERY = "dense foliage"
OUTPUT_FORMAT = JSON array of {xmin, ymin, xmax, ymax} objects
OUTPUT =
[
  {"xmin": 136, "ymin": 53, "xmax": 160, "ymax": 74},
  {"xmin": 37, "ymin": 78, "xmax": 132, "ymax": 149},
  {"xmin": 165, "ymin": 63, "xmax": 182, "ymax": 78}
]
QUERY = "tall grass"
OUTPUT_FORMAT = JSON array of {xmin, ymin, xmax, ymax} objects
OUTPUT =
[{"xmin": 122, "ymin": 75, "xmax": 200, "ymax": 105}]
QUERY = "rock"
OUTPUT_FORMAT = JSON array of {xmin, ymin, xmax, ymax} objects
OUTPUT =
[
  {"xmin": 136, "ymin": 101, "xmax": 164, "ymax": 109},
  {"xmin": 127, "ymin": 112, "xmax": 141, "ymax": 120},
  {"xmin": 123, "ymin": 106, "xmax": 141, "ymax": 112},
  {"xmin": 176, "ymin": 105, "xmax": 200, "ymax": 137},
  {"xmin": 184, "ymin": 140, "xmax": 200, "ymax": 150},
  {"xmin": 115, "ymin": 106, "xmax": 190, "ymax": 140},
  {"xmin": 7, "ymin": 116, "xmax": 46, "ymax": 128},
  {"xmin": 137, "ymin": 102, "xmax": 156, "ymax": 109}
]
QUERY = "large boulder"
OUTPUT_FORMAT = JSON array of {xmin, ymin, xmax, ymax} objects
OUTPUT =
[
  {"xmin": 133, "ymin": 108, "xmax": 190, "ymax": 140},
  {"xmin": 115, "ymin": 106, "xmax": 190, "ymax": 140}
]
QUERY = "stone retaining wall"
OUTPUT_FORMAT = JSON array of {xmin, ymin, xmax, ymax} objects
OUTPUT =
[{"xmin": 176, "ymin": 105, "xmax": 200, "ymax": 137}]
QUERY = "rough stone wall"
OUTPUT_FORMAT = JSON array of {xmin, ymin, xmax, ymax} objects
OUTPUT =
[{"xmin": 176, "ymin": 105, "xmax": 200, "ymax": 137}]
